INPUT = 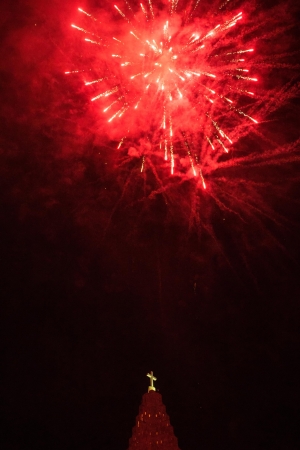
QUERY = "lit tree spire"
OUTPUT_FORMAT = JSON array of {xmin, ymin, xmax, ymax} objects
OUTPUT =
[
  {"xmin": 147, "ymin": 371, "xmax": 157, "ymax": 392},
  {"xmin": 128, "ymin": 374, "xmax": 180, "ymax": 450}
]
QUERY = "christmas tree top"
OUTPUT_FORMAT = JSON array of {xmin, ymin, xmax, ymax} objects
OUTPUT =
[{"xmin": 128, "ymin": 372, "xmax": 180, "ymax": 450}]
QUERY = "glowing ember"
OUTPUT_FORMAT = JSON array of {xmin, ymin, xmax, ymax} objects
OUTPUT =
[{"xmin": 66, "ymin": 1, "xmax": 261, "ymax": 186}]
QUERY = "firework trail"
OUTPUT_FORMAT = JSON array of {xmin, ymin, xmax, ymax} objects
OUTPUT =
[
  {"xmin": 66, "ymin": 0, "xmax": 263, "ymax": 187},
  {"xmin": 65, "ymin": 0, "xmax": 300, "ymax": 271}
]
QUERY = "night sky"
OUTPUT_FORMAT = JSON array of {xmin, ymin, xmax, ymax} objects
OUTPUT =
[{"xmin": 1, "ymin": 0, "xmax": 300, "ymax": 449}]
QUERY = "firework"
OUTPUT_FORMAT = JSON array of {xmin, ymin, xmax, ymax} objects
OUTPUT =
[{"xmin": 66, "ymin": 1, "xmax": 261, "ymax": 187}]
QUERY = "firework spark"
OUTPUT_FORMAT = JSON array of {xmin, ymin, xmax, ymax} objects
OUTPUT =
[{"xmin": 66, "ymin": 0, "xmax": 262, "ymax": 186}]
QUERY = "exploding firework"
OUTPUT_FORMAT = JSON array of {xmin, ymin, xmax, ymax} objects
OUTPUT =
[
  {"xmin": 66, "ymin": 0, "xmax": 262, "ymax": 187},
  {"xmin": 64, "ymin": 0, "xmax": 299, "ymax": 278}
]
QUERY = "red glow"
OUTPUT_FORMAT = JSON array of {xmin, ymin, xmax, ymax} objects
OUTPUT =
[{"xmin": 67, "ymin": 1, "xmax": 261, "ymax": 187}]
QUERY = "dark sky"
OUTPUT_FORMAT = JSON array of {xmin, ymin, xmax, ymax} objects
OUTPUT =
[{"xmin": 1, "ymin": 0, "xmax": 300, "ymax": 449}]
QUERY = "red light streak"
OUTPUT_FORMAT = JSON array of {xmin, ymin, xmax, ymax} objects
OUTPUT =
[{"xmin": 68, "ymin": 1, "xmax": 261, "ymax": 187}]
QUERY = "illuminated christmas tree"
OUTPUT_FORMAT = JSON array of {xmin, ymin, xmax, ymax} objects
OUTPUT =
[{"xmin": 128, "ymin": 372, "xmax": 180, "ymax": 450}]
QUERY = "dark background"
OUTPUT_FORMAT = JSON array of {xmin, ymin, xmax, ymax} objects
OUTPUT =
[{"xmin": 1, "ymin": 0, "xmax": 300, "ymax": 449}]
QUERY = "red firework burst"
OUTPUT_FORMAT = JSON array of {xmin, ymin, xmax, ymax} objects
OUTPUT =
[{"xmin": 66, "ymin": 0, "xmax": 260, "ymax": 188}]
